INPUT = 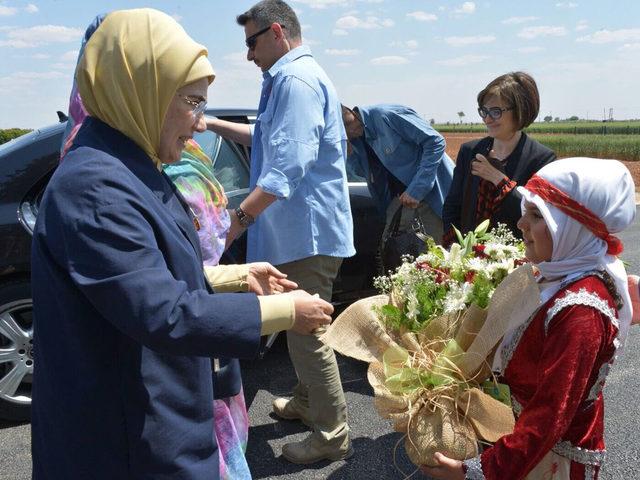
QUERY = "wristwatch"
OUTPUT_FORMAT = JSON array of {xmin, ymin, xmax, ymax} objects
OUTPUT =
[{"xmin": 235, "ymin": 206, "xmax": 255, "ymax": 228}]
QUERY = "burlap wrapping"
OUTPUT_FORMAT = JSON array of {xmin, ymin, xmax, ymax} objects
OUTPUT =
[
  {"xmin": 454, "ymin": 304, "xmax": 487, "ymax": 352},
  {"xmin": 418, "ymin": 312, "xmax": 461, "ymax": 349},
  {"xmin": 405, "ymin": 400, "xmax": 478, "ymax": 467},
  {"xmin": 320, "ymin": 264, "xmax": 540, "ymax": 467},
  {"xmin": 458, "ymin": 388, "xmax": 515, "ymax": 443},
  {"xmin": 320, "ymin": 294, "xmax": 396, "ymax": 363},
  {"xmin": 459, "ymin": 264, "xmax": 541, "ymax": 378}
]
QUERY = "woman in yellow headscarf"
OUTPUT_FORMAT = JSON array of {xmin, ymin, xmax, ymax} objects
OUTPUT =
[{"xmin": 31, "ymin": 9, "xmax": 333, "ymax": 480}]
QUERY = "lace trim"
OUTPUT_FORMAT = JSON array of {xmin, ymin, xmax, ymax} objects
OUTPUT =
[
  {"xmin": 497, "ymin": 307, "xmax": 540, "ymax": 374},
  {"xmin": 545, "ymin": 287, "xmax": 620, "ymax": 404},
  {"xmin": 463, "ymin": 455, "xmax": 485, "ymax": 480},
  {"xmin": 552, "ymin": 441, "xmax": 606, "ymax": 466},
  {"xmin": 584, "ymin": 465, "xmax": 597, "ymax": 480},
  {"xmin": 544, "ymin": 288, "xmax": 618, "ymax": 335},
  {"xmin": 511, "ymin": 396, "xmax": 523, "ymax": 418}
]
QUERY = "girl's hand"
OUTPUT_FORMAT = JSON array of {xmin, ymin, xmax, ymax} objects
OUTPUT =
[{"xmin": 420, "ymin": 452, "xmax": 466, "ymax": 480}]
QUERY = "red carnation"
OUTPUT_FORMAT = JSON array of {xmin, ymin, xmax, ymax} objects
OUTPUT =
[{"xmin": 472, "ymin": 245, "xmax": 488, "ymax": 258}]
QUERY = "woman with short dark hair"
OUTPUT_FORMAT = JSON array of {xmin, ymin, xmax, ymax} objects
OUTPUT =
[{"xmin": 442, "ymin": 72, "xmax": 556, "ymax": 246}]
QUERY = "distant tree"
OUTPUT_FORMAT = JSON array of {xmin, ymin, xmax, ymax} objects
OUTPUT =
[
  {"xmin": 568, "ymin": 115, "xmax": 579, "ymax": 121},
  {"xmin": 0, "ymin": 128, "xmax": 32, "ymax": 145},
  {"xmin": 429, "ymin": 118, "xmax": 435, "ymax": 126},
  {"xmin": 554, "ymin": 117, "xmax": 560, "ymax": 122},
  {"xmin": 544, "ymin": 115, "xmax": 552, "ymax": 122},
  {"xmin": 457, "ymin": 111, "xmax": 465, "ymax": 123}
]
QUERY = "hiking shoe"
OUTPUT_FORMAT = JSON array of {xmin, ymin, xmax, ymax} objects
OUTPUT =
[
  {"xmin": 281, "ymin": 433, "xmax": 353, "ymax": 465},
  {"xmin": 272, "ymin": 397, "xmax": 313, "ymax": 428}
]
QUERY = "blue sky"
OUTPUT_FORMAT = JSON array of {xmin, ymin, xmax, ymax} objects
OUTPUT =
[{"xmin": 1, "ymin": 0, "xmax": 639, "ymax": 128}]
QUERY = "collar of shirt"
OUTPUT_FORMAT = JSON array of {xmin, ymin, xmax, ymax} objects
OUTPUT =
[
  {"xmin": 356, "ymin": 107, "xmax": 378, "ymax": 142},
  {"xmin": 264, "ymin": 45, "xmax": 313, "ymax": 80}
]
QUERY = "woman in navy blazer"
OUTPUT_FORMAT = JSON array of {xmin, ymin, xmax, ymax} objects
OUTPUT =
[{"xmin": 30, "ymin": 9, "xmax": 332, "ymax": 480}]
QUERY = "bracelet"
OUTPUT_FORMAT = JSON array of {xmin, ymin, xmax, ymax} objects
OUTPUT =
[{"xmin": 235, "ymin": 206, "xmax": 255, "ymax": 228}]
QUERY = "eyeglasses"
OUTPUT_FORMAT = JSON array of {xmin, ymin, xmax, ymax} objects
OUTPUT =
[
  {"xmin": 178, "ymin": 94, "xmax": 207, "ymax": 119},
  {"xmin": 245, "ymin": 24, "xmax": 285, "ymax": 50},
  {"xmin": 478, "ymin": 106, "xmax": 513, "ymax": 120}
]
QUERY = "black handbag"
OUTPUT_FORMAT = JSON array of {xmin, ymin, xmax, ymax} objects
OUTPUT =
[{"xmin": 379, "ymin": 205, "xmax": 429, "ymax": 274}]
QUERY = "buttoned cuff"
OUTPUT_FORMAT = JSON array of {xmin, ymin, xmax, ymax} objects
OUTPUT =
[
  {"xmin": 204, "ymin": 264, "xmax": 250, "ymax": 292},
  {"xmin": 258, "ymin": 295, "xmax": 295, "ymax": 335}
]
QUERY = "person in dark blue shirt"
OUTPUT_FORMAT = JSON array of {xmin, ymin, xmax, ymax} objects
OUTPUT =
[{"xmin": 342, "ymin": 104, "xmax": 454, "ymax": 245}]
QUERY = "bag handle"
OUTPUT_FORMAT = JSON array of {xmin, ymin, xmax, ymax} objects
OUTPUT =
[{"xmin": 388, "ymin": 204, "xmax": 404, "ymax": 237}]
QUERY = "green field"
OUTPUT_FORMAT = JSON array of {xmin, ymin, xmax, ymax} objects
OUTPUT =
[
  {"xmin": 530, "ymin": 134, "xmax": 640, "ymax": 161},
  {"xmin": 435, "ymin": 120, "xmax": 640, "ymax": 135}
]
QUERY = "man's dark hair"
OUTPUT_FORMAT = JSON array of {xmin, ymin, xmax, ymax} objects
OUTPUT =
[
  {"xmin": 237, "ymin": 0, "xmax": 302, "ymax": 41},
  {"xmin": 477, "ymin": 71, "xmax": 540, "ymax": 130}
]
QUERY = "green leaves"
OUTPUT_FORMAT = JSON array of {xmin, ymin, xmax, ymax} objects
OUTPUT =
[{"xmin": 457, "ymin": 219, "xmax": 491, "ymax": 257}]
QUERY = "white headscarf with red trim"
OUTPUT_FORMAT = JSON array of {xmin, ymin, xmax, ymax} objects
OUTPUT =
[{"xmin": 518, "ymin": 157, "xmax": 636, "ymax": 348}]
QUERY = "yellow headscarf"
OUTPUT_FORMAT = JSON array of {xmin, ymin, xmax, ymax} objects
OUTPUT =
[{"xmin": 76, "ymin": 8, "xmax": 215, "ymax": 168}]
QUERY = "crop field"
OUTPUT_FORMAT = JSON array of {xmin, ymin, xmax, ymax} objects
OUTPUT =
[
  {"xmin": 438, "ymin": 119, "xmax": 640, "ymax": 164},
  {"xmin": 530, "ymin": 134, "xmax": 640, "ymax": 161},
  {"xmin": 435, "ymin": 120, "xmax": 640, "ymax": 135}
]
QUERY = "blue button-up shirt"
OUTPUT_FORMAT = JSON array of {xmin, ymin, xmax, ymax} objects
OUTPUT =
[
  {"xmin": 348, "ymin": 104, "xmax": 454, "ymax": 217},
  {"xmin": 247, "ymin": 46, "xmax": 355, "ymax": 265}
]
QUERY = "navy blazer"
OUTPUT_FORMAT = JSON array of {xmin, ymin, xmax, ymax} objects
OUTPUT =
[
  {"xmin": 442, "ymin": 133, "xmax": 556, "ymax": 237},
  {"xmin": 31, "ymin": 117, "xmax": 262, "ymax": 479}
]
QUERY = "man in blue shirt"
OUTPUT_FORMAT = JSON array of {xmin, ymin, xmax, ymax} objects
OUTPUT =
[
  {"xmin": 205, "ymin": 0, "xmax": 355, "ymax": 465},
  {"xmin": 342, "ymin": 104, "xmax": 454, "ymax": 247}
]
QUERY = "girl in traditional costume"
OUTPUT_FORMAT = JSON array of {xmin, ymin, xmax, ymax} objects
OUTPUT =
[{"xmin": 423, "ymin": 157, "xmax": 636, "ymax": 480}]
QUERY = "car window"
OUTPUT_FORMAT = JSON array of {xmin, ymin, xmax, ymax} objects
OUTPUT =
[
  {"xmin": 192, "ymin": 130, "xmax": 249, "ymax": 194},
  {"xmin": 214, "ymin": 139, "xmax": 249, "ymax": 194}
]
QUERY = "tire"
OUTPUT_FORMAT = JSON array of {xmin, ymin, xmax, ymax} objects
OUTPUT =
[{"xmin": 0, "ymin": 279, "xmax": 33, "ymax": 422}]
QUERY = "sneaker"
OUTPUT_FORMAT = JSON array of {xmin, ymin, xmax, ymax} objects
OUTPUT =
[
  {"xmin": 272, "ymin": 397, "xmax": 313, "ymax": 428},
  {"xmin": 281, "ymin": 432, "xmax": 353, "ymax": 465}
]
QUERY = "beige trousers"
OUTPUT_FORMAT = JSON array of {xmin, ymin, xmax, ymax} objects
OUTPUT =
[
  {"xmin": 276, "ymin": 255, "xmax": 349, "ymax": 445},
  {"xmin": 382, "ymin": 196, "xmax": 444, "ymax": 245}
]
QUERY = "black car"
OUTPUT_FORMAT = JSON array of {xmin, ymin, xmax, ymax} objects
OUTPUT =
[{"xmin": 0, "ymin": 109, "xmax": 384, "ymax": 421}]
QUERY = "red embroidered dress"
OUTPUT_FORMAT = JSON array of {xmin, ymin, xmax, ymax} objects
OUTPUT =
[{"xmin": 463, "ymin": 273, "xmax": 619, "ymax": 480}]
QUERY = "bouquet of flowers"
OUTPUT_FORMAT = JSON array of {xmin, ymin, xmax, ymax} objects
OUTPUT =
[{"xmin": 321, "ymin": 221, "xmax": 541, "ymax": 468}]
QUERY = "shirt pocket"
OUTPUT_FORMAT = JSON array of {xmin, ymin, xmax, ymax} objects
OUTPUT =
[
  {"xmin": 257, "ymin": 104, "xmax": 275, "ymax": 129},
  {"xmin": 377, "ymin": 127, "xmax": 403, "ymax": 158}
]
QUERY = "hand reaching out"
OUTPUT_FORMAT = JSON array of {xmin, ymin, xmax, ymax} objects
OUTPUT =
[{"xmin": 246, "ymin": 262, "xmax": 297, "ymax": 295}]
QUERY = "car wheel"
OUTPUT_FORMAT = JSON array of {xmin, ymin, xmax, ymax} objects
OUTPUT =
[{"xmin": 0, "ymin": 279, "xmax": 33, "ymax": 422}]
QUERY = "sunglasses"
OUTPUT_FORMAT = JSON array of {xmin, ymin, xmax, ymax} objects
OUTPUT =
[
  {"xmin": 245, "ymin": 24, "xmax": 285, "ymax": 50},
  {"xmin": 478, "ymin": 106, "xmax": 513, "ymax": 120}
]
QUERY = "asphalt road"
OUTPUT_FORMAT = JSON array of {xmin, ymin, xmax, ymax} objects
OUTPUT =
[{"xmin": 2, "ymin": 219, "xmax": 640, "ymax": 480}]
